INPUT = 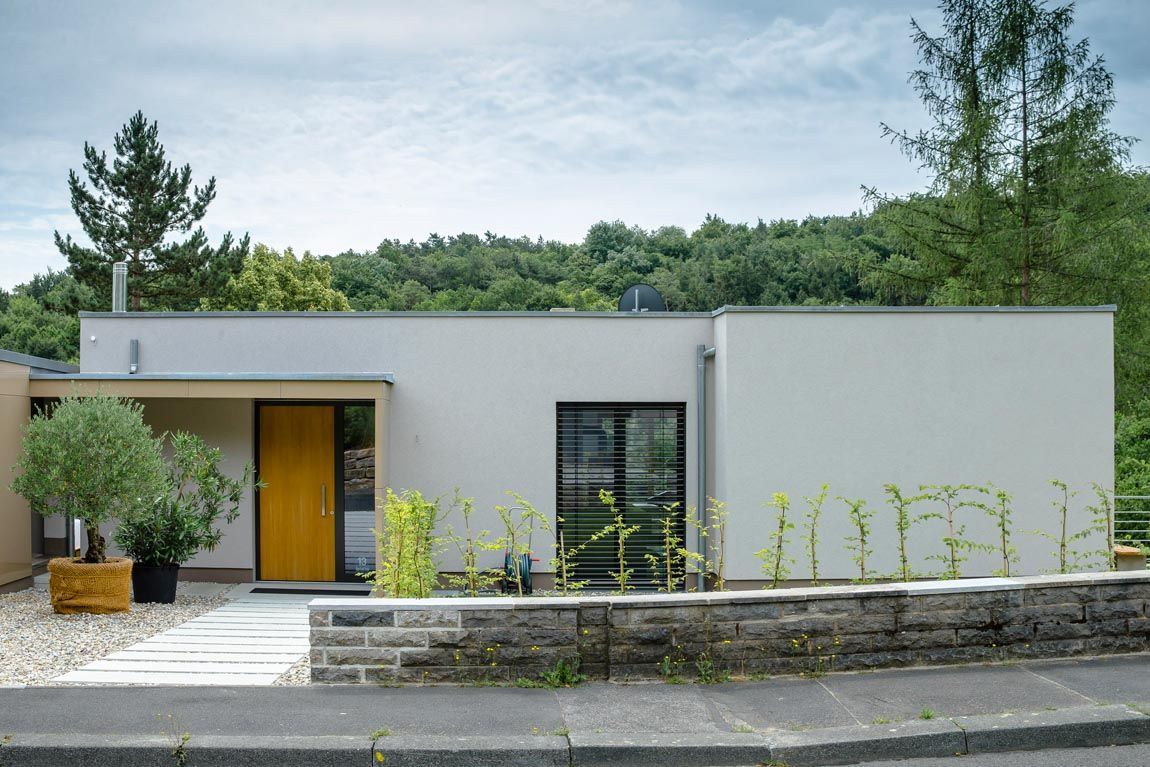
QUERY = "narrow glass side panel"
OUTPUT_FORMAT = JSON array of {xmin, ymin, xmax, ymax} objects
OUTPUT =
[{"xmin": 342, "ymin": 404, "xmax": 376, "ymax": 579}]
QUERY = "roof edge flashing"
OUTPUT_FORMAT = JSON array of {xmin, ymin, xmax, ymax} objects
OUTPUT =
[
  {"xmin": 78, "ymin": 305, "xmax": 1117, "ymax": 320},
  {"xmin": 29, "ymin": 372, "xmax": 396, "ymax": 383},
  {"xmin": 711, "ymin": 304, "xmax": 1117, "ymax": 316}
]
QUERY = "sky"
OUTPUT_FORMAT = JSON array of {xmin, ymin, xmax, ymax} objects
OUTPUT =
[{"xmin": 1, "ymin": 0, "xmax": 1148, "ymax": 290}]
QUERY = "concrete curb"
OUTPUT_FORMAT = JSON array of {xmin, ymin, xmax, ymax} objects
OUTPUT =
[
  {"xmin": 567, "ymin": 732, "xmax": 771, "ymax": 766},
  {"xmin": 769, "ymin": 718, "xmax": 966, "ymax": 766},
  {"xmin": 2, "ymin": 706, "xmax": 1148, "ymax": 766},
  {"xmin": 0, "ymin": 734, "xmax": 570, "ymax": 767},
  {"xmin": 957, "ymin": 704, "xmax": 1150, "ymax": 753}
]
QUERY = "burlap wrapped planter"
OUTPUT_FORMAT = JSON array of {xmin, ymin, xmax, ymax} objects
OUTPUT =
[{"xmin": 47, "ymin": 557, "xmax": 133, "ymax": 614}]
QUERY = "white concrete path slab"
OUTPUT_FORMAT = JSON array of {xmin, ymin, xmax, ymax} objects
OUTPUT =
[{"xmin": 53, "ymin": 591, "xmax": 317, "ymax": 686}]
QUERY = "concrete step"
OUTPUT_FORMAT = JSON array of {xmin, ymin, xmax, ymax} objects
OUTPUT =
[
  {"xmin": 107, "ymin": 650, "xmax": 302, "ymax": 663},
  {"xmin": 53, "ymin": 670, "xmax": 281, "ymax": 685},
  {"xmin": 86, "ymin": 659, "xmax": 292, "ymax": 674}
]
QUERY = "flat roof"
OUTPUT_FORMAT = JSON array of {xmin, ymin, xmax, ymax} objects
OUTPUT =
[
  {"xmin": 77, "ymin": 304, "xmax": 1117, "ymax": 319},
  {"xmin": 29, "ymin": 372, "xmax": 396, "ymax": 383},
  {"xmin": 0, "ymin": 348, "xmax": 79, "ymax": 373}
]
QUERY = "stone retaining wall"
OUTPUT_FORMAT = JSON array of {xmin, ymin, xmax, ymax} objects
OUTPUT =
[{"xmin": 308, "ymin": 571, "xmax": 1150, "ymax": 684}]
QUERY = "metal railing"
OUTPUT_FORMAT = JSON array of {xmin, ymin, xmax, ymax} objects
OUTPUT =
[{"xmin": 1114, "ymin": 495, "xmax": 1150, "ymax": 551}]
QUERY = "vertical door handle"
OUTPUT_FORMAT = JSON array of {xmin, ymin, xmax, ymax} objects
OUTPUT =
[{"xmin": 321, "ymin": 483, "xmax": 327, "ymax": 517}]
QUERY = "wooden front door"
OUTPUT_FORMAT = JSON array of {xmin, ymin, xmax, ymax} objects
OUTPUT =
[{"xmin": 258, "ymin": 405, "xmax": 336, "ymax": 581}]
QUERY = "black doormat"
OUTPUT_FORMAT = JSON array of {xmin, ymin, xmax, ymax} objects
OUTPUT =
[{"xmin": 250, "ymin": 587, "xmax": 371, "ymax": 596}]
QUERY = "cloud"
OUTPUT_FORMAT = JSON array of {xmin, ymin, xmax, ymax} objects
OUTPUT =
[{"xmin": 0, "ymin": 0, "xmax": 1145, "ymax": 289}]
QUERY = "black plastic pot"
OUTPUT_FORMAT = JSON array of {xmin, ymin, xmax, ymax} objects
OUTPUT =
[{"xmin": 131, "ymin": 563, "xmax": 180, "ymax": 604}]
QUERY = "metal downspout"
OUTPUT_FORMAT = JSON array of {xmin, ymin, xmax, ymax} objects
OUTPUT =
[{"xmin": 696, "ymin": 344, "xmax": 716, "ymax": 592}]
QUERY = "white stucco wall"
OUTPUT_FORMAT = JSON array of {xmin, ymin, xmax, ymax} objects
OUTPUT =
[
  {"xmin": 78, "ymin": 308, "xmax": 1114, "ymax": 580},
  {"xmin": 81, "ymin": 313, "xmax": 713, "ymax": 573},
  {"xmin": 712, "ymin": 309, "xmax": 1114, "ymax": 580}
]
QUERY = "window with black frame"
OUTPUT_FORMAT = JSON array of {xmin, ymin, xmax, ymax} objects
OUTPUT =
[{"xmin": 556, "ymin": 403, "xmax": 686, "ymax": 590}]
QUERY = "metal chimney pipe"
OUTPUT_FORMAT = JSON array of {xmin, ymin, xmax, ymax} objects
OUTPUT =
[{"xmin": 112, "ymin": 262, "xmax": 128, "ymax": 313}]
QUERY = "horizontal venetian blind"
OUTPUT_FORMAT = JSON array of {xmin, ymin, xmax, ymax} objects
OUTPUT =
[{"xmin": 556, "ymin": 403, "xmax": 687, "ymax": 591}]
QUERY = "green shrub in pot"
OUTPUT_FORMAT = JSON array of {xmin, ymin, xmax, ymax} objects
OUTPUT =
[
  {"xmin": 11, "ymin": 393, "xmax": 169, "ymax": 613},
  {"xmin": 115, "ymin": 431, "xmax": 258, "ymax": 603}
]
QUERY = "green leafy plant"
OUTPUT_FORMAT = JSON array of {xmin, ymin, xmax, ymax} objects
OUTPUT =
[
  {"xmin": 551, "ymin": 524, "xmax": 588, "ymax": 595},
  {"xmin": 884, "ymin": 484, "xmax": 932, "ymax": 582},
  {"xmin": 483, "ymin": 491, "xmax": 547, "ymax": 596},
  {"xmin": 1087, "ymin": 483, "xmax": 1116, "ymax": 571},
  {"xmin": 1034, "ymin": 479, "xmax": 1078, "ymax": 574},
  {"xmin": 442, "ymin": 491, "xmax": 499, "ymax": 597},
  {"xmin": 160, "ymin": 714, "xmax": 190, "ymax": 767},
  {"xmin": 535, "ymin": 656, "xmax": 587, "ymax": 688},
  {"xmin": 840, "ymin": 497, "xmax": 875, "ymax": 583},
  {"xmin": 974, "ymin": 483, "xmax": 1018, "ymax": 577},
  {"xmin": 114, "ymin": 432, "xmax": 257, "ymax": 566},
  {"xmin": 1036, "ymin": 479, "xmax": 1111, "ymax": 574},
  {"xmin": 755, "ymin": 492, "xmax": 794, "ymax": 588},
  {"xmin": 644, "ymin": 502, "xmax": 700, "ymax": 592},
  {"xmin": 704, "ymin": 497, "xmax": 730, "ymax": 591},
  {"xmin": 598, "ymin": 490, "xmax": 641, "ymax": 593},
  {"xmin": 366, "ymin": 489, "xmax": 443, "ymax": 598},
  {"xmin": 918, "ymin": 708, "xmax": 936, "ymax": 721},
  {"xmin": 920, "ymin": 484, "xmax": 984, "ymax": 579},
  {"xmin": 12, "ymin": 393, "xmax": 169, "ymax": 563},
  {"xmin": 658, "ymin": 651, "xmax": 687, "ymax": 684},
  {"xmin": 370, "ymin": 725, "xmax": 391, "ymax": 765},
  {"xmin": 693, "ymin": 652, "xmax": 730, "ymax": 684},
  {"xmin": 801, "ymin": 485, "xmax": 829, "ymax": 585}
]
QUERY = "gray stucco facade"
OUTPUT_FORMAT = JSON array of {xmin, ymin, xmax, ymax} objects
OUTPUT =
[{"xmin": 56, "ymin": 305, "xmax": 1113, "ymax": 585}]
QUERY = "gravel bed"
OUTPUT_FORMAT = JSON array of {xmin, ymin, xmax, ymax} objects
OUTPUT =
[
  {"xmin": 0, "ymin": 583, "xmax": 231, "ymax": 686},
  {"xmin": 274, "ymin": 656, "xmax": 311, "ymax": 686}
]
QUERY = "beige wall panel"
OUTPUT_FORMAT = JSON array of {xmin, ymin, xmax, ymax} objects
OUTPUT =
[
  {"xmin": 0, "ymin": 385, "xmax": 31, "ymax": 586},
  {"xmin": 187, "ymin": 381, "xmax": 282, "ymax": 399},
  {"xmin": 0, "ymin": 361, "xmax": 33, "ymax": 397},
  {"xmin": 122, "ymin": 398, "xmax": 256, "ymax": 570},
  {"xmin": 279, "ymin": 381, "xmax": 388, "ymax": 400},
  {"xmin": 30, "ymin": 380, "xmax": 191, "ymax": 398}
]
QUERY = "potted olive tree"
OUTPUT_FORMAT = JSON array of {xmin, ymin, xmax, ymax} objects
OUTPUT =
[
  {"xmin": 11, "ymin": 393, "xmax": 168, "ymax": 614},
  {"xmin": 115, "ymin": 432, "xmax": 256, "ymax": 604}
]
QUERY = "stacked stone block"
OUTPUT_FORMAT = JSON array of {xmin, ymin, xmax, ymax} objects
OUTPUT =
[{"xmin": 310, "ymin": 572, "xmax": 1150, "ymax": 684}]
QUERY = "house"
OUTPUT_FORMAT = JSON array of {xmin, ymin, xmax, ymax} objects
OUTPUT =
[{"xmin": 0, "ymin": 302, "xmax": 1114, "ymax": 592}]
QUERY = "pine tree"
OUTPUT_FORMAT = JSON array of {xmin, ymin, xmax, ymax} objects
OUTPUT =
[
  {"xmin": 54, "ymin": 111, "xmax": 248, "ymax": 310},
  {"xmin": 862, "ymin": 0, "xmax": 1145, "ymax": 308}
]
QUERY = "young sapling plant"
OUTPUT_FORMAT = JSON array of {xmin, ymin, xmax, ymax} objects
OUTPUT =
[
  {"xmin": 755, "ymin": 492, "xmax": 794, "ymax": 588},
  {"xmin": 1086, "ymin": 483, "xmax": 1116, "ymax": 571},
  {"xmin": 1036, "ymin": 479, "xmax": 1109, "ymax": 574},
  {"xmin": 883, "ymin": 483, "xmax": 933, "ymax": 582},
  {"xmin": 801, "ymin": 484, "xmax": 829, "ymax": 586},
  {"xmin": 920, "ymin": 483, "xmax": 985, "ymax": 580},
  {"xmin": 483, "ymin": 491, "xmax": 548, "ymax": 596},
  {"xmin": 975, "ymin": 483, "xmax": 1018, "ymax": 577},
  {"xmin": 840, "ymin": 496, "xmax": 875, "ymax": 583},
  {"xmin": 705, "ymin": 497, "xmax": 730, "ymax": 591},
  {"xmin": 442, "ymin": 491, "xmax": 499, "ymax": 597},
  {"xmin": 643, "ymin": 502, "xmax": 699, "ymax": 592},
  {"xmin": 599, "ymin": 489, "xmax": 641, "ymax": 593}
]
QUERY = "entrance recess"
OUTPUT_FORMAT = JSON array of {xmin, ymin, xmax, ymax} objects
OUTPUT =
[{"xmin": 258, "ymin": 405, "xmax": 336, "ymax": 581}]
